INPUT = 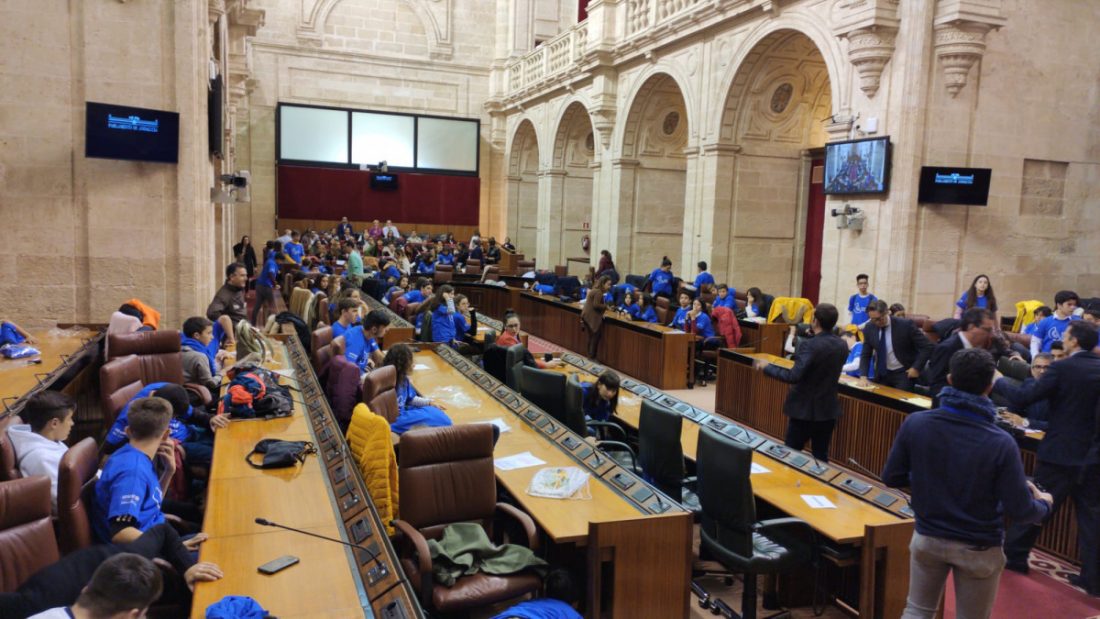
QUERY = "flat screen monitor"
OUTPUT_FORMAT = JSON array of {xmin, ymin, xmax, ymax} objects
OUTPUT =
[
  {"xmin": 918, "ymin": 167, "xmax": 992, "ymax": 206},
  {"xmin": 370, "ymin": 173, "xmax": 399, "ymax": 190},
  {"xmin": 85, "ymin": 102, "xmax": 179, "ymax": 163},
  {"xmin": 823, "ymin": 136, "xmax": 891, "ymax": 195}
]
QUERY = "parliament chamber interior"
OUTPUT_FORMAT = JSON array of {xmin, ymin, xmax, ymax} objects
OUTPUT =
[{"xmin": 2, "ymin": 1, "xmax": 1100, "ymax": 618}]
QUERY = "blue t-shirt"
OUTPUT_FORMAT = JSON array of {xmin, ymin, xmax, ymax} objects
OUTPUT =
[
  {"xmin": 637, "ymin": 306, "xmax": 659, "ymax": 323},
  {"xmin": 581, "ymin": 383, "xmax": 613, "ymax": 422},
  {"xmin": 405, "ymin": 290, "xmax": 427, "ymax": 305},
  {"xmin": 1023, "ymin": 321, "xmax": 1042, "ymax": 337},
  {"xmin": 453, "ymin": 312, "xmax": 471, "ymax": 337},
  {"xmin": 620, "ymin": 302, "xmax": 640, "ymax": 319},
  {"xmin": 431, "ymin": 305, "xmax": 457, "ymax": 343},
  {"xmin": 670, "ymin": 307, "xmax": 690, "ymax": 329},
  {"xmin": 647, "ymin": 268, "xmax": 674, "ymax": 297},
  {"xmin": 692, "ymin": 313, "xmax": 715, "ymax": 338},
  {"xmin": 438, "ymin": 253, "xmax": 455, "ymax": 266},
  {"xmin": 713, "ymin": 292, "xmax": 736, "ymax": 310},
  {"xmin": 845, "ymin": 342, "xmax": 874, "ymax": 378},
  {"xmin": 0, "ymin": 321, "xmax": 26, "ymax": 346},
  {"xmin": 381, "ymin": 265, "xmax": 401, "ymax": 282},
  {"xmin": 284, "ymin": 242, "xmax": 304, "ymax": 264},
  {"xmin": 694, "ymin": 272, "xmax": 715, "ymax": 289},
  {"xmin": 417, "ymin": 260, "xmax": 435, "ymax": 275},
  {"xmin": 343, "ymin": 326, "xmax": 379, "ymax": 372},
  {"xmin": 490, "ymin": 599, "xmax": 582, "ymax": 619},
  {"xmin": 105, "ymin": 382, "xmax": 193, "ymax": 447},
  {"xmin": 1033, "ymin": 314, "xmax": 1079, "ymax": 352},
  {"xmin": 848, "ymin": 293, "xmax": 877, "ymax": 325},
  {"xmin": 93, "ymin": 444, "xmax": 165, "ymax": 542},
  {"xmin": 257, "ymin": 255, "xmax": 279, "ymax": 287},
  {"xmin": 956, "ymin": 293, "xmax": 989, "ymax": 311},
  {"xmin": 331, "ymin": 320, "xmax": 361, "ymax": 339}
]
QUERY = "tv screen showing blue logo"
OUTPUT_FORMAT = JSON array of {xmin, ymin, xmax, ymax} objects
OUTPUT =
[
  {"xmin": 918, "ymin": 167, "xmax": 992, "ymax": 206},
  {"xmin": 86, "ymin": 102, "xmax": 179, "ymax": 163}
]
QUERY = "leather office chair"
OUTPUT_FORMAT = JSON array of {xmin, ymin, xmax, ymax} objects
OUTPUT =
[
  {"xmin": 0, "ymin": 413, "xmax": 23, "ymax": 482},
  {"xmin": 0, "ymin": 475, "xmax": 60, "ymax": 591},
  {"xmin": 100, "ymin": 331, "xmax": 212, "ymax": 424},
  {"xmin": 516, "ymin": 259, "xmax": 535, "ymax": 274},
  {"xmin": 482, "ymin": 344, "xmax": 508, "ymax": 384},
  {"xmin": 392, "ymin": 425, "xmax": 541, "ymax": 613},
  {"xmin": 404, "ymin": 301, "xmax": 422, "ymax": 322},
  {"xmin": 639, "ymin": 400, "xmax": 698, "ymax": 510},
  {"xmin": 518, "ymin": 365, "xmax": 567, "ymax": 422},
  {"xmin": 466, "ymin": 258, "xmax": 482, "ymax": 275},
  {"xmin": 655, "ymin": 296, "xmax": 671, "ymax": 324},
  {"xmin": 433, "ymin": 265, "xmax": 454, "ymax": 285},
  {"xmin": 563, "ymin": 374, "xmax": 635, "ymax": 468},
  {"xmin": 56, "ymin": 437, "xmax": 98, "ymax": 554},
  {"xmin": 312, "ymin": 325, "xmax": 334, "ymax": 359},
  {"xmin": 482, "ymin": 265, "xmax": 501, "ymax": 282},
  {"xmin": 697, "ymin": 427, "xmax": 816, "ymax": 619},
  {"xmin": 504, "ymin": 344, "xmax": 526, "ymax": 391},
  {"xmin": 391, "ymin": 294, "xmax": 410, "ymax": 319},
  {"xmin": 363, "ymin": 365, "xmax": 399, "ymax": 424},
  {"xmin": 326, "ymin": 355, "xmax": 362, "ymax": 432},
  {"xmin": 312, "ymin": 325, "xmax": 334, "ymax": 381}
]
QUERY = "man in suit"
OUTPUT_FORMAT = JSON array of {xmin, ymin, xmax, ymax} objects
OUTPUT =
[
  {"xmin": 924, "ymin": 307, "xmax": 996, "ymax": 403},
  {"xmin": 859, "ymin": 300, "xmax": 934, "ymax": 391},
  {"xmin": 992, "ymin": 320, "xmax": 1100, "ymax": 595},
  {"xmin": 753, "ymin": 303, "xmax": 848, "ymax": 461}
]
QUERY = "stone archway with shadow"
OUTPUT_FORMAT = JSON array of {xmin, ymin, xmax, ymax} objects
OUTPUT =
[
  {"xmin": 544, "ymin": 101, "xmax": 597, "ymax": 267},
  {"xmin": 505, "ymin": 119, "xmax": 541, "ymax": 259}
]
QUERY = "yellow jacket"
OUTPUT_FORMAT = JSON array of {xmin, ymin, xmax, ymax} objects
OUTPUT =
[
  {"xmin": 346, "ymin": 403, "xmax": 399, "ymax": 534},
  {"xmin": 768, "ymin": 297, "xmax": 814, "ymax": 324},
  {"xmin": 1012, "ymin": 300, "xmax": 1045, "ymax": 333}
]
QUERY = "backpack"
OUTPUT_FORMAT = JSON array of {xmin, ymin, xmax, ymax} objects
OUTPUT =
[{"xmin": 219, "ymin": 365, "xmax": 294, "ymax": 419}]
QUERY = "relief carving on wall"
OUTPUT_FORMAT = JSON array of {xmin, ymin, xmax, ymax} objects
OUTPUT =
[
  {"xmin": 931, "ymin": 1, "xmax": 1006, "ymax": 97},
  {"xmin": 298, "ymin": 0, "xmax": 453, "ymax": 59},
  {"xmin": 831, "ymin": 0, "xmax": 899, "ymax": 99}
]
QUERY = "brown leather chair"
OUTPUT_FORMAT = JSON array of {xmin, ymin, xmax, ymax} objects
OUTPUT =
[
  {"xmin": 392, "ymin": 425, "xmax": 540, "ymax": 613},
  {"xmin": 482, "ymin": 266, "xmax": 501, "ymax": 282},
  {"xmin": 466, "ymin": 259, "xmax": 482, "ymax": 276},
  {"xmin": 56, "ymin": 437, "xmax": 98, "ymax": 554},
  {"xmin": 404, "ymin": 302, "xmax": 422, "ymax": 322},
  {"xmin": 516, "ymin": 259, "xmax": 535, "ymax": 274},
  {"xmin": 100, "ymin": 331, "xmax": 212, "ymax": 425},
  {"xmin": 655, "ymin": 296, "xmax": 671, "ymax": 324},
  {"xmin": 363, "ymin": 365, "xmax": 399, "ymax": 423},
  {"xmin": 311, "ymin": 326, "xmax": 334, "ymax": 369},
  {"xmin": 0, "ymin": 414, "xmax": 23, "ymax": 482},
  {"xmin": 0, "ymin": 475, "xmax": 60, "ymax": 591},
  {"xmin": 433, "ymin": 267, "xmax": 454, "ymax": 285}
]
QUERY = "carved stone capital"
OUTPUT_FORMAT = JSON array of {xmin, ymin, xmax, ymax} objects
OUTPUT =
[
  {"xmin": 933, "ymin": 21, "xmax": 994, "ymax": 97},
  {"xmin": 824, "ymin": 117, "xmax": 855, "ymax": 142},
  {"xmin": 589, "ymin": 107, "xmax": 617, "ymax": 151},
  {"xmin": 843, "ymin": 26, "xmax": 897, "ymax": 99}
]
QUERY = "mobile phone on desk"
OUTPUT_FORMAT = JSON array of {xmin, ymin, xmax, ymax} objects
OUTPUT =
[
  {"xmin": 544, "ymin": 353, "xmax": 553, "ymax": 363},
  {"xmin": 258, "ymin": 555, "xmax": 300, "ymax": 575}
]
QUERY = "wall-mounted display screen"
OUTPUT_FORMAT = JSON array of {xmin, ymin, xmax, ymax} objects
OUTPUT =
[
  {"xmin": 824, "ymin": 136, "xmax": 891, "ymax": 195},
  {"xmin": 279, "ymin": 105, "xmax": 348, "ymax": 163},
  {"xmin": 85, "ymin": 102, "xmax": 179, "ymax": 163},
  {"xmin": 918, "ymin": 167, "xmax": 992, "ymax": 206},
  {"xmin": 416, "ymin": 117, "xmax": 479, "ymax": 172},
  {"xmin": 352, "ymin": 112, "xmax": 415, "ymax": 168}
]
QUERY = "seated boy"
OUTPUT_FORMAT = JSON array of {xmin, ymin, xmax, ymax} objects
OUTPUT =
[
  {"xmin": 104, "ymin": 383, "xmax": 224, "ymax": 467},
  {"xmin": 5, "ymin": 391, "xmax": 75, "ymax": 511},
  {"xmin": 93, "ymin": 397, "xmax": 178, "ymax": 543},
  {"xmin": 180, "ymin": 316, "xmax": 229, "ymax": 393}
]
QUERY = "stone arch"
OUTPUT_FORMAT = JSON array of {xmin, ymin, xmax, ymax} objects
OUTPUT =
[
  {"xmin": 505, "ymin": 119, "xmax": 541, "ymax": 259},
  {"xmin": 708, "ymin": 29, "xmax": 833, "ymax": 303},
  {"xmin": 613, "ymin": 72, "xmax": 690, "ymax": 274},
  {"xmin": 545, "ymin": 101, "xmax": 597, "ymax": 265},
  {"xmin": 300, "ymin": 0, "xmax": 451, "ymax": 58}
]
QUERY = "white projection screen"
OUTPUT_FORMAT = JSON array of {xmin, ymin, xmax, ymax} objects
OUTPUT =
[
  {"xmin": 279, "ymin": 105, "xmax": 348, "ymax": 163},
  {"xmin": 351, "ymin": 112, "xmax": 415, "ymax": 167},
  {"xmin": 416, "ymin": 117, "xmax": 478, "ymax": 172}
]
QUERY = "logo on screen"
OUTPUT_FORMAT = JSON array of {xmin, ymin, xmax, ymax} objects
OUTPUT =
[{"xmin": 107, "ymin": 114, "xmax": 160, "ymax": 133}]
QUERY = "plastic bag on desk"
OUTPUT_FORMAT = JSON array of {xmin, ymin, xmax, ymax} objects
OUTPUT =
[
  {"xmin": 526, "ymin": 467, "xmax": 591, "ymax": 500},
  {"xmin": 1, "ymin": 344, "xmax": 40, "ymax": 359},
  {"xmin": 430, "ymin": 385, "xmax": 480, "ymax": 409}
]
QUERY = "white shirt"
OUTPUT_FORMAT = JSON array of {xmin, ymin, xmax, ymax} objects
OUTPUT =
[
  {"xmin": 27, "ymin": 608, "xmax": 72, "ymax": 619},
  {"xmin": 958, "ymin": 331, "xmax": 973, "ymax": 349},
  {"xmin": 876, "ymin": 318, "xmax": 904, "ymax": 371},
  {"xmin": 276, "ymin": 234, "xmax": 292, "ymax": 245},
  {"xmin": 382, "ymin": 225, "xmax": 401, "ymax": 239},
  {"xmin": 6, "ymin": 424, "xmax": 67, "ymax": 509}
]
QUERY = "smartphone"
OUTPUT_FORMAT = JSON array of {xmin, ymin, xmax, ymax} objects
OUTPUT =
[
  {"xmin": 544, "ymin": 353, "xmax": 553, "ymax": 363},
  {"xmin": 258, "ymin": 555, "xmax": 300, "ymax": 575}
]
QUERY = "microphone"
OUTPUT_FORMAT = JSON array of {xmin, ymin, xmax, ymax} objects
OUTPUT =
[
  {"xmin": 254, "ymin": 517, "xmax": 396, "ymax": 587},
  {"xmin": 846, "ymin": 457, "xmax": 878, "ymax": 479}
]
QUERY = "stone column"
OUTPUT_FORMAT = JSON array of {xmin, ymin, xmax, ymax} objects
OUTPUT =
[
  {"xmin": 608, "ymin": 158, "xmax": 639, "ymax": 272},
  {"xmin": 536, "ymin": 168, "xmax": 567, "ymax": 266},
  {"xmin": 697, "ymin": 143, "xmax": 740, "ymax": 285},
  {"xmin": 679, "ymin": 146, "xmax": 703, "ymax": 275}
]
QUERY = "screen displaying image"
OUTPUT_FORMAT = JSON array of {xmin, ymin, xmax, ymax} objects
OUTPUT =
[
  {"xmin": 824, "ymin": 137, "xmax": 891, "ymax": 195},
  {"xmin": 918, "ymin": 167, "xmax": 992, "ymax": 206},
  {"xmin": 85, "ymin": 102, "xmax": 179, "ymax": 163}
]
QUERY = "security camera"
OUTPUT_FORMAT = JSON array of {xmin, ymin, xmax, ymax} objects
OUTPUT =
[{"xmin": 379, "ymin": 161, "xmax": 389, "ymax": 173}]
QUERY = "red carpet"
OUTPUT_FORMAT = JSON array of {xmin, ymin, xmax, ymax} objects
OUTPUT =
[
  {"xmin": 526, "ymin": 335, "xmax": 567, "ymax": 355},
  {"xmin": 944, "ymin": 562, "xmax": 1100, "ymax": 619}
]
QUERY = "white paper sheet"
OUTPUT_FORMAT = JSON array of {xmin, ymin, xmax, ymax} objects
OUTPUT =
[
  {"xmin": 413, "ymin": 363, "xmax": 430, "ymax": 371},
  {"xmin": 473, "ymin": 418, "xmax": 512, "ymax": 433},
  {"xmin": 494, "ymin": 452, "xmax": 546, "ymax": 471},
  {"xmin": 801, "ymin": 495, "xmax": 837, "ymax": 509},
  {"xmin": 750, "ymin": 462, "xmax": 771, "ymax": 474}
]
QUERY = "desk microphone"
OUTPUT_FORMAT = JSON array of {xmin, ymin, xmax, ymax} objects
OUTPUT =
[
  {"xmin": 254, "ymin": 517, "xmax": 390, "ymax": 578},
  {"xmin": 846, "ymin": 458, "xmax": 879, "ymax": 479}
]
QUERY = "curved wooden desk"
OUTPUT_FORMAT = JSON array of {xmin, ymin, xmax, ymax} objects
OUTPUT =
[{"xmin": 0, "ymin": 327, "xmax": 101, "ymax": 415}]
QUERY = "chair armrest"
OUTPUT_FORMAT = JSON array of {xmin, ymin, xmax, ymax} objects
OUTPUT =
[
  {"xmin": 595, "ymin": 441, "xmax": 638, "ymax": 473},
  {"xmin": 391, "ymin": 519, "xmax": 434, "ymax": 606},
  {"xmin": 682, "ymin": 475, "xmax": 697, "ymax": 489},
  {"xmin": 183, "ymin": 383, "xmax": 212, "ymax": 406},
  {"xmin": 754, "ymin": 517, "xmax": 816, "ymax": 543},
  {"xmin": 495, "ymin": 503, "xmax": 539, "ymax": 551},
  {"xmin": 588, "ymin": 420, "xmax": 626, "ymax": 441}
]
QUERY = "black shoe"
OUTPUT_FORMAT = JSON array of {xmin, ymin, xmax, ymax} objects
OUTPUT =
[
  {"xmin": 1004, "ymin": 561, "xmax": 1029, "ymax": 575},
  {"xmin": 1068, "ymin": 574, "xmax": 1100, "ymax": 596}
]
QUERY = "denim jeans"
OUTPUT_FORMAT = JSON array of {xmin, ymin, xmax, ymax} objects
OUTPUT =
[{"xmin": 901, "ymin": 530, "xmax": 1006, "ymax": 619}]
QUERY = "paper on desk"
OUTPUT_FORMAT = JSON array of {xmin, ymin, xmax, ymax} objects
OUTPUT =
[
  {"xmin": 902, "ymin": 396, "xmax": 932, "ymax": 407},
  {"xmin": 270, "ymin": 368, "xmax": 295, "ymax": 379},
  {"xmin": 474, "ymin": 418, "xmax": 512, "ymax": 433},
  {"xmin": 848, "ymin": 382, "xmax": 878, "ymax": 391},
  {"xmin": 750, "ymin": 462, "xmax": 771, "ymax": 474},
  {"xmin": 412, "ymin": 363, "xmax": 431, "ymax": 371},
  {"xmin": 801, "ymin": 495, "xmax": 837, "ymax": 509},
  {"xmin": 495, "ymin": 452, "xmax": 545, "ymax": 471}
]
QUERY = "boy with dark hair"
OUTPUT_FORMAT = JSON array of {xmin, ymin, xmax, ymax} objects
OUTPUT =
[
  {"xmin": 1030, "ymin": 290, "xmax": 1079, "ymax": 357},
  {"xmin": 331, "ymin": 297, "xmax": 361, "ymax": 338},
  {"xmin": 333, "ymin": 309, "xmax": 392, "ymax": 373},
  {"xmin": 94, "ymin": 398, "xmax": 177, "ymax": 543},
  {"xmin": 284, "ymin": 231, "xmax": 305, "ymax": 264},
  {"xmin": 693, "ymin": 261, "xmax": 715, "ymax": 292},
  {"xmin": 713, "ymin": 283, "xmax": 736, "ymax": 310},
  {"xmin": 23, "ymin": 553, "xmax": 164, "ymax": 619},
  {"xmin": 1023, "ymin": 306, "xmax": 1052, "ymax": 338},
  {"xmin": 180, "ymin": 316, "xmax": 224, "ymax": 391},
  {"xmin": 6, "ymin": 391, "xmax": 75, "ymax": 509},
  {"xmin": 848, "ymin": 273, "xmax": 877, "ymax": 326},
  {"xmin": 404, "ymin": 278, "xmax": 433, "ymax": 305}
]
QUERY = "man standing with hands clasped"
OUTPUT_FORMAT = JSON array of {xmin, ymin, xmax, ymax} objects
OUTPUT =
[
  {"xmin": 859, "ymin": 299, "xmax": 933, "ymax": 391},
  {"xmin": 883, "ymin": 348, "xmax": 1053, "ymax": 618},
  {"xmin": 752, "ymin": 303, "xmax": 848, "ymax": 462}
]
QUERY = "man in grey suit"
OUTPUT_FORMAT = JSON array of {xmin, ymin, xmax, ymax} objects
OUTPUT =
[{"xmin": 753, "ymin": 303, "xmax": 849, "ymax": 461}]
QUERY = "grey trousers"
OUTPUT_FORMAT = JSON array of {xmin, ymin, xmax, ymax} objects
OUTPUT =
[{"xmin": 901, "ymin": 530, "xmax": 1006, "ymax": 619}]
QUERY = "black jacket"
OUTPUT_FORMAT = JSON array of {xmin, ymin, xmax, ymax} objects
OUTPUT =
[
  {"xmin": 924, "ymin": 333, "xmax": 967, "ymax": 399},
  {"xmin": 993, "ymin": 350, "xmax": 1100, "ymax": 466},
  {"xmin": 764, "ymin": 332, "xmax": 849, "ymax": 421},
  {"xmin": 859, "ymin": 317, "xmax": 933, "ymax": 377}
]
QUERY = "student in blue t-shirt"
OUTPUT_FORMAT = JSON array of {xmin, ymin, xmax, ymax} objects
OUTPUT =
[
  {"xmin": 334, "ymin": 310, "xmax": 391, "ymax": 373},
  {"xmin": 284, "ymin": 231, "xmax": 305, "ymax": 265},
  {"xmin": 437, "ymin": 246, "xmax": 456, "ymax": 266},
  {"xmin": 581, "ymin": 371, "xmax": 620, "ymax": 423},
  {"xmin": 953, "ymin": 274, "xmax": 1000, "ymax": 325},
  {"xmin": 1023, "ymin": 306, "xmax": 1052, "ymax": 338},
  {"xmin": 617, "ymin": 290, "xmax": 640, "ymax": 319},
  {"xmin": 330, "ymin": 297, "xmax": 362, "ymax": 338},
  {"xmin": 840, "ymin": 329, "xmax": 873, "ymax": 379},
  {"xmin": 713, "ymin": 284, "xmax": 736, "ymax": 311},
  {"xmin": 378, "ymin": 259, "xmax": 402, "ymax": 285},
  {"xmin": 668, "ymin": 291, "xmax": 693, "ymax": 329},
  {"xmin": 430, "ymin": 285, "xmax": 460, "ymax": 346},
  {"xmin": 251, "ymin": 241, "xmax": 281, "ymax": 324},
  {"xmin": 634, "ymin": 293, "xmax": 659, "ymax": 323},
  {"xmin": 415, "ymin": 251, "xmax": 436, "ymax": 276},
  {"xmin": 848, "ymin": 273, "xmax": 877, "ymax": 327},
  {"xmin": 0, "ymin": 319, "xmax": 35, "ymax": 346},
  {"xmin": 403, "ymin": 278, "xmax": 433, "ymax": 305},
  {"xmin": 104, "ymin": 383, "xmax": 194, "ymax": 452},
  {"xmin": 693, "ymin": 261, "xmax": 715, "ymax": 291},
  {"xmin": 645, "ymin": 256, "xmax": 676, "ymax": 300},
  {"xmin": 1030, "ymin": 290, "xmax": 1079, "ymax": 357},
  {"xmin": 93, "ymin": 397, "xmax": 176, "ymax": 543},
  {"xmin": 686, "ymin": 298, "xmax": 716, "ymax": 338}
]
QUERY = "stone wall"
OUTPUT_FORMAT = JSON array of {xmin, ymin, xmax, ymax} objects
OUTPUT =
[{"xmin": 0, "ymin": 0, "xmax": 215, "ymax": 329}]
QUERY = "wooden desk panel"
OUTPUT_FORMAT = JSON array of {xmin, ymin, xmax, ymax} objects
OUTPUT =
[
  {"xmin": 451, "ymin": 282, "xmax": 521, "ymax": 321},
  {"xmin": 1, "ymin": 327, "xmax": 100, "ymax": 412},
  {"xmin": 362, "ymin": 294, "xmax": 414, "ymax": 347},
  {"xmin": 737, "ymin": 321, "xmax": 788, "ymax": 357}
]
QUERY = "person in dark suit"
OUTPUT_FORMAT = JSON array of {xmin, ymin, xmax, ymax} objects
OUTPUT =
[
  {"xmin": 924, "ymin": 307, "xmax": 996, "ymax": 403},
  {"xmin": 753, "ymin": 303, "xmax": 848, "ymax": 461},
  {"xmin": 859, "ymin": 299, "xmax": 934, "ymax": 391},
  {"xmin": 992, "ymin": 320, "xmax": 1100, "ymax": 595}
]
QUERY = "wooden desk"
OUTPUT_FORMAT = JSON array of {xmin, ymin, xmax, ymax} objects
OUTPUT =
[
  {"xmin": 412, "ymin": 347, "xmax": 693, "ymax": 618},
  {"xmin": 361, "ymin": 294, "xmax": 414, "ymax": 347},
  {"xmin": 192, "ymin": 334, "xmax": 422, "ymax": 618},
  {"xmin": 713, "ymin": 348, "xmax": 1076, "ymax": 564},
  {"xmin": 555, "ymin": 353, "xmax": 913, "ymax": 618},
  {"xmin": 451, "ymin": 282, "xmax": 522, "ymax": 321},
  {"xmin": 736, "ymin": 320, "xmax": 788, "ymax": 357}
]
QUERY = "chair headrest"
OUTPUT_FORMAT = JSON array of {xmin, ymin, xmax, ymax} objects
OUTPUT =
[
  {"xmin": 0, "ymin": 475, "xmax": 51, "ymax": 529},
  {"xmin": 400, "ymin": 424, "xmax": 494, "ymax": 468},
  {"xmin": 108, "ymin": 330, "xmax": 182, "ymax": 359},
  {"xmin": 363, "ymin": 365, "xmax": 397, "ymax": 400}
]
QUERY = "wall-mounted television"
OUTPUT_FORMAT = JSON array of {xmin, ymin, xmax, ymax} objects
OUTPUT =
[
  {"xmin": 85, "ymin": 102, "xmax": 179, "ymax": 163},
  {"xmin": 823, "ymin": 136, "xmax": 891, "ymax": 195},
  {"xmin": 370, "ymin": 173, "xmax": 399, "ymax": 190},
  {"xmin": 918, "ymin": 167, "xmax": 991, "ymax": 206}
]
